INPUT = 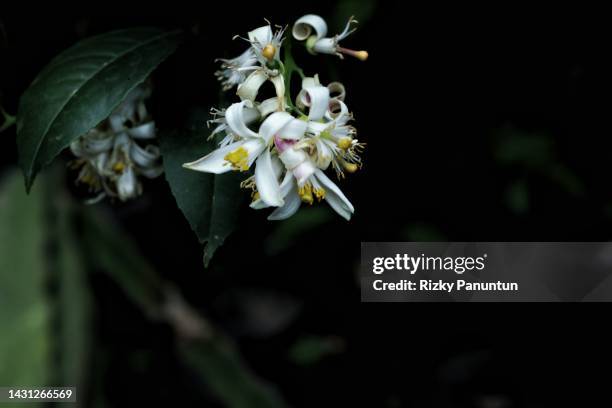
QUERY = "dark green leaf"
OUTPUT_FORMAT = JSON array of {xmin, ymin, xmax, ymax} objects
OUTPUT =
[
  {"xmin": 159, "ymin": 114, "xmax": 244, "ymax": 266},
  {"xmin": 17, "ymin": 27, "xmax": 183, "ymax": 191}
]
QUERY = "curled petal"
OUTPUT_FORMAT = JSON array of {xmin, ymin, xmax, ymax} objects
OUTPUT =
[
  {"xmin": 327, "ymin": 82, "xmax": 346, "ymax": 102},
  {"xmin": 313, "ymin": 37, "xmax": 337, "ymax": 55},
  {"xmin": 226, "ymin": 100, "xmax": 259, "ymax": 139},
  {"xmin": 255, "ymin": 149, "xmax": 284, "ymax": 207},
  {"xmin": 303, "ymin": 85, "xmax": 330, "ymax": 121},
  {"xmin": 314, "ymin": 169, "xmax": 354, "ymax": 220},
  {"xmin": 237, "ymin": 70, "xmax": 268, "ymax": 102},
  {"xmin": 293, "ymin": 14, "xmax": 328, "ymax": 41},
  {"xmin": 130, "ymin": 143, "xmax": 160, "ymax": 168},
  {"xmin": 139, "ymin": 165, "xmax": 164, "ymax": 179},
  {"xmin": 257, "ymin": 97, "xmax": 281, "ymax": 118},
  {"xmin": 259, "ymin": 112, "xmax": 294, "ymax": 144},
  {"xmin": 326, "ymin": 99, "xmax": 350, "ymax": 122},
  {"xmin": 127, "ymin": 121, "xmax": 156, "ymax": 139}
]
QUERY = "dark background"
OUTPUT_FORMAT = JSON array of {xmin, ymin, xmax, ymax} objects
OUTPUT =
[{"xmin": 2, "ymin": 2, "xmax": 612, "ymax": 407}]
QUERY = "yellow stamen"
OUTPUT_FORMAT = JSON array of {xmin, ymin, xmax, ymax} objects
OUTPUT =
[
  {"xmin": 353, "ymin": 50, "xmax": 369, "ymax": 61},
  {"xmin": 298, "ymin": 183, "xmax": 314, "ymax": 205},
  {"xmin": 262, "ymin": 44, "xmax": 276, "ymax": 60},
  {"xmin": 252, "ymin": 191, "xmax": 260, "ymax": 201},
  {"xmin": 343, "ymin": 162, "xmax": 359, "ymax": 173},
  {"xmin": 314, "ymin": 187, "xmax": 326, "ymax": 201},
  {"xmin": 337, "ymin": 137, "xmax": 353, "ymax": 150},
  {"xmin": 113, "ymin": 162, "xmax": 125, "ymax": 173},
  {"xmin": 224, "ymin": 146, "xmax": 249, "ymax": 171}
]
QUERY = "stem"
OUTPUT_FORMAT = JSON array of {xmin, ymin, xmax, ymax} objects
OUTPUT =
[{"xmin": 282, "ymin": 34, "xmax": 305, "ymax": 114}]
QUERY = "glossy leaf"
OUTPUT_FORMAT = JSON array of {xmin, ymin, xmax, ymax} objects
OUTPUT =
[{"xmin": 17, "ymin": 27, "xmax": 183, "ymax": 191}]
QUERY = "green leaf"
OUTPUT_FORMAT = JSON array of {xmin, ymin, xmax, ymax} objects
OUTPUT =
[
  {"xmin": 17, "ymin": 27, "xmax": 183, "ymax": 191},
  {"xmin": 159, "ymin": 112, "xmax": 244, "ymax": 266},
  {"xmin": 0, "ymin": 170, "xmax": 49, "ymax": 392}
]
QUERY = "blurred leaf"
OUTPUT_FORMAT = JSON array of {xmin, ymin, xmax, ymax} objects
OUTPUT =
[
  {"xmin": 80, "ymin": 207, "xmax": 163, "ymax": 314},
  {"xmin": 494, "ymin": 128, "xmax": 555, "ymax": 167},
  {"xmin": 288, "ymin": 335, "xmax": 345, "ymax": 366},
  {"xmin": 0, "ymin": 170, "xmax": 49, "ymax": 392},
  {"xmin": 333, "ymin": 0, "xmax": 377, "ymax": 27},
  {"xmin": 402, "ymin": 222, "xmax": 446, "ymax": 242},
  {"xmin": 17, "ymin": 27, "xmax": 183, "ymax": 191},
  {"xmin": 493, "ymin": 127, "xmax": 585, "ymax": 196},
  {"xmin": 79, "ymin": 203, "xmax": 287, "ymax": 408},
  {"xmin": 505, "ymin": 179, "xmax": 529, "ymax": 214},
  {"xmin": 264, "ymin": 207, "xmax": 333, "ymax": 255},
  {"xmin": 49, "ymin": 177, "xmax": 92, "ymax": 405},
  {"xmin": 159, "ymin": 113, "xmax": 244, "ymax": 266},
  {"xmin": 181, "ymin": 339, "xmax": 287, "ymax": 408}
]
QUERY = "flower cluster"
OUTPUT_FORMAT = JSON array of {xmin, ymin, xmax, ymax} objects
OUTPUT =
[
  {"xmin": 70, "ymin": 84, "xmax": 162, "ymax": 203},
  {"xmin": 184, "ymin": 14, "xmax": 367, "ymax": 220}
]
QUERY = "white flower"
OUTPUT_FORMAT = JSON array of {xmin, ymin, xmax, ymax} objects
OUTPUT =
[
  {"xmin": 252, "ymin": 153, "xmax": 355, "ymax": 221},
  {"xmin": 236, "ymin": 24, "xmax": 287, "ymax": 109},
  {"xmin": 70, "ymin": 85, "xmax": 162, "ymax": 203},
  {"xmin": 294, "ymin": 76, "xmax": 364, "ymax": 177},
  {"xmin": 214, "ymin": 23, "xmax": 287, "ymax": 108},
  {"xmin": 183, "ymin": 100, "xmax": 306, "ymax": 207},
  {"xmin": 292, "ymin": 14, "xmax": 368, "ymax": 61}
]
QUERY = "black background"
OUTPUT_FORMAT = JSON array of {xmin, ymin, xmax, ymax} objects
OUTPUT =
[{"xmin": 2, "ymin": 2, "xmax": 612, "ymax": 407}]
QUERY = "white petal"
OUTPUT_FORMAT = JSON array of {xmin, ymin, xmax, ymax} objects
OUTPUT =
[
  {"xmin": 313, "ymin": 38, "xmax": 337, "ymax": 55},
  {"xmin": 127, "ymin": 121, "xmax": 156, "ymax": 139},
  {"xmin": 130, "ymin": 144, "xmax": 160, "ymax": 168},
  {"xmin": 226, "ymin": 101, "xmax": 259, "ymax": 139},
  {"xmin": 327, "ymin": 82, "xmax": 346, "ymax": 102},
  {"xmin": 259, "ymin": 112, "xmax": 294, "ymax": 144},
  {"xmin": 279, "ymin": 118, "xmax": 307, "ymax": 140},
  {"xmin": 237, "ymin": 70, "xmax": 268, "ymax": 102},
  {"xmin": 314, "ymin": 169, "xmax": 354, "ymax": 220},
  {"xmin": 255, "ymin": 149, "xmax": 283, "ymax": 207},
  {"xmin": 182, "ymin": 141, "xmax": 242, "ymax": 174},
  {"xmin": 117, "ymin": 166, "xmax": 139, "ymax": 201},
  {"xmin": 268, "ymin": 183, "xmax": 301, "ymax": 220},
  {"xmin": 257, "ymin": 97, "xmax": 281, "ymax": 118},
  {"xmin": 325, "ymin": 99, "xmax": 350, "ymax": 121},
  {"xmin": 248, "ymin": 25, "xmax": 273, "ymax": 48},
  {"xmin": 293, "ymin": 14, "xmax": 327, "ymax": 41},
  {"xmin": 292, "ymin": 160, "xmax": 317, "ymax": 186},
  {"xmin": 304, "ymin": 85, "xmax": 330, "ymax": 121},
  {"xmin": 279, "ymin": 146, "xmax": 308, "ymax": 170},
  {"xmin": 241, "ymin": 138, "xmax": 267, "ymax": 168},
  {"xmin": 269, "ymin": 75, "xmax": 286, "ymax": 110},
  {"xmin": 301, "ymin": 75, "xmax": 321, "ymax": 89}
]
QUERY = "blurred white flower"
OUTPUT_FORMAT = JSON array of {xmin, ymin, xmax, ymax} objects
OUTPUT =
[{"xmin": 70, "ymin": 84, "xmax": 162, "ymax": 203}]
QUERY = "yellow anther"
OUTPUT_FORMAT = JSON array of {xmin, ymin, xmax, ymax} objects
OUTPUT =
[
  {"xmin": 354, "ymin": 50, "xmax": 369, "ymax": 61},
  {"xmin": 252, "ymin": 191, "xmax": 260, "ymax": 201},
  {"xmin": 262, "ymin": 44, "xmax": 276, "ymax": 60},
  {"xmin": 113, "ymin": 162, "xmax": 125, "ymax": 173},
  {"xmin": 337, "ymin": 137, "xmax": 353, "ymax": 150},
  {"xmin": 314, "ymin": 187, "xmax": 326, "ymax": 201},
  {"xmin": 298, "ymin": 184, "xmax": 314, "ymax": 205},
  {"xmin": 343, "ymin": 162, "xmax": 359, "ymax": 173},
  {"xmin": 224, "ymin": 146, "xmax": 250, "ymax": 171}
]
